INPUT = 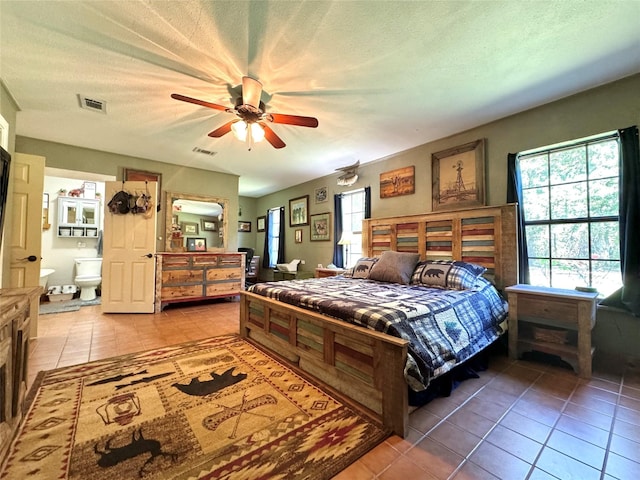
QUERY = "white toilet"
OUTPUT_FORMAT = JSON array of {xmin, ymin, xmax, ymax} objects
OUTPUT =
[{"xmin": 74, "ymin": 258, "xmax": 102, "ymax": 301}]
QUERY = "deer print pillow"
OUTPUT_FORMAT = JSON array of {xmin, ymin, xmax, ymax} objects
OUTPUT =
[{"xmin": 411, "ymin": 260, "xmax": 486, "ymax": 290}]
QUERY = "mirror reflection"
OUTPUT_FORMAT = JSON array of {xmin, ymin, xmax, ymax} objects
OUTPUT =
[{"xmin": 165, "ymin": 192, "xmax": 229, "ymax": 252}]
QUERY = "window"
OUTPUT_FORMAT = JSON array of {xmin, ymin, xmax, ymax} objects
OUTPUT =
[
  {"xmin": 266, "ymin": 207, "xmax": 281, "ymax": 268},
  {"xmin": 518, "ymin": 133, "xmax": 621, "ymax": 296},
  {"xmin": 339, "ymin": 189, "xmax": 365, "ymax": 268}
]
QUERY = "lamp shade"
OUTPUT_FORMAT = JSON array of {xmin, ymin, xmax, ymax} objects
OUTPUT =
[{"xmin": 337, "ymin": 231, "xmax": 353, "ymax": 245}]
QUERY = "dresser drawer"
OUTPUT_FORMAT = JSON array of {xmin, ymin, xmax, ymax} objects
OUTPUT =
[
  {"xmin": 206, "ymin": 282, "xmax": 241, "ymax": 296},
  {"xmin": 206, "ymin": 268, "xmax": 242, "ymax": 281},
  {"xmin": 193, "ymin": 255, "xmax": 219, "ymax": 266},
  {"xmin": 161, "ymin": 285, "xmax": 203, "ymax": 299},
  {"xmin": 163, "ymin": 269, "xmax": 204, "ymax": 284},
  {"xmin": 161, "ymin": 256, "xmax": 191, "ymax": 267}
]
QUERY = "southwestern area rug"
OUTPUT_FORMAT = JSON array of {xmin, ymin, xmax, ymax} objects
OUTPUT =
[{"xmin": 1, "ymin": 335, "xmax": 388, "ymax": 479}]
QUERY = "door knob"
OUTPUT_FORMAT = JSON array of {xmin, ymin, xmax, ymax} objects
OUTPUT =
[
  {"xmin": 20, "ymin": 255, "xmax": 39, "ymax": 262},
  {"xmin": 142, "ymin": 253, "xmax": 153, "ymax": 258}
]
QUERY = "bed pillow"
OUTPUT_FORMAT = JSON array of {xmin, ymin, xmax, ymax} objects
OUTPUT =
[
  {"xmin": 411, "ymin": 260, "xmax": 486, "ymax": 290},
  {"xmin": 343, "ymin": 257, "xmax": 379, "ymax": 278},
  {"xmin": 368, "ymin": 251, "xmax": 420, "ymax": 284}
]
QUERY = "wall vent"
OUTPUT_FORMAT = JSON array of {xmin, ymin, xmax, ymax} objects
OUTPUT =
[
  {"xmin": 192, "ymin": 147, "xmax": 218, "ymax": 157},
  {"xmin": 77, "ymin": 94, "xmax": 107, "ymax": 114}
]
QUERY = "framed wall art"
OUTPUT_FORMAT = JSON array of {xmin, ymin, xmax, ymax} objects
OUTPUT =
[
  {"xmin": 431, "ymin": 139, "xmax": 485, "ymax": 211},
  {"xmin": 186, "ymin": 237, "xmax": 207, "ymax": 252},
  {"xmin": 238, "ymin": 221, "xmax": 252, "ymax": 232},
  {"xmin": 380, "ymin": 166, "xmax": 415, "ymax": 198},
  {"xmin": 201, "ymin": 219, "xmax": 217, "ymax": 231},
  {"xmin": 314, "ymin": 186, "xmax": 328, "ymax": 203},
  {"xmin": 181, "ymin": 221, "xmax": 198, "ymax": 235},
  {"xmin": 289, "ymin": 195, "xmax": 309, "ymax": 226},
  {"xmin": 295, "ymin": 229, "xmax": 303, "ymax": 243},
  {"xmin": 257, "ymin": 216, "xmax": 266, "ymax": 232},
  {"xmin": 310, "ymin": 212, "xmax": 331, "ymax": 241}
]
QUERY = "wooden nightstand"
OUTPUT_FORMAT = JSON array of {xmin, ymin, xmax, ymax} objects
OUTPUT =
[
  {"xmin": 505, "ymin": 284, "xmax": 598, "ymax": 378},
  {"xmin": 315, "ymin": 268, "xmax": 346, "ymax": 278}
]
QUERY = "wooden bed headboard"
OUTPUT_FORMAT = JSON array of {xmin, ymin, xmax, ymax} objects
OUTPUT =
[{"xmin": 362, "ymin": 204, "xmax": 518, "ymax": 291}]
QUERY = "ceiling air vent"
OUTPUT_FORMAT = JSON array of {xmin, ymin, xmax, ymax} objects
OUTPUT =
[
  {"xmin": 77, "ymin": 94, "xmax": 107, "ymax": 114},
  {"xmin": 192, "ymin": 147, "xmax": 217, "ymax": 157}
]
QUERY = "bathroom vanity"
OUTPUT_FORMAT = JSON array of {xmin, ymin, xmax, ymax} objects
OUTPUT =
[
  {"xmin": 155, "ymin": 253, "xmax": 245, "ymax": 311},
  {"xmin": 0, "ymin": 287, "xmax": 41, "ymax": 460}
]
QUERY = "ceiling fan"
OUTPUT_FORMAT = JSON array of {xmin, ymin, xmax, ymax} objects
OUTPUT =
[{"xmin": 171, "ymin": 77, "xmax": 319, "ymax": 150}]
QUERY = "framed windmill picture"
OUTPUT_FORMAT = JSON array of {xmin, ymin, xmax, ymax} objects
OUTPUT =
[{"xmin": 431, "ymin": 139, "xmax": 485, "ymax": 211}]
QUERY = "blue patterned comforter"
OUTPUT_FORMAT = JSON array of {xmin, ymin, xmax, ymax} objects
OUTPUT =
[{"xmin": 247, "ymin": 276, "xmax": 508, "ymax": 391}]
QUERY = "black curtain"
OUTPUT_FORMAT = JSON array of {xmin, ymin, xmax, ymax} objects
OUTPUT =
[
  {"xmin": 332, "ymin": 194, "xmax": 344, "ymax": 267},
  {"xmin": 506, "ymin": 154, "xmax": 530, "ymax": 284},
  {"xmin": 364, "ymin": 186, "xmax": 371, "ymax": 219},
  {"xmin": 601, "ymin": 126, "xmax": 640, "ymax": 316},
  {"xmin": 262, "ymin": 207, "xmax": 286, "ymax": 269},
  {"xmin": 262, "ymin": 210, "xmax": 271, "ymax": 269}
]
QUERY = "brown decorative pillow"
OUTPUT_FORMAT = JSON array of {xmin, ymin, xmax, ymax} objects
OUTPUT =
[{"xmin": 368, "ymin": 251, "xmax": 420, "ymax": 284}]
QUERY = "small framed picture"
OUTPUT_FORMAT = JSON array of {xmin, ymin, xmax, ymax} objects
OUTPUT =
[
  {"xmin": 257, "ymin": 216, "xmax": 266, "ymax": 232},
  {"xmin": 238, "ymin": 221, "xmax": 252, "ymax": 232},
  {"xmin": 201, "ymin": 219, "xmax": 217, "ymax": 231},
  {"xmin": 186, "ymin": 237, "xmax": 207, "ymax": 252},
  {"xmin": 295, "ymin": 229, "xmax": 303, "ymax": 243},
  {"xmin": 181, "ymin": 221, "xmax": 198, "ymax": 235},
  {"xmin": 314, "ymin": 186, "xmax": 328, "ymax": 203},
  {"xmin": 310, "ymin": 212, "xmax": 331, "ymax": 241}
]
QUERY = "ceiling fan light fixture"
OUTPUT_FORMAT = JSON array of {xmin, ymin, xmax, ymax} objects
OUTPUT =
[{"xmin": 231, "ymin": 121, "xmax": 265, "ymax": 145}]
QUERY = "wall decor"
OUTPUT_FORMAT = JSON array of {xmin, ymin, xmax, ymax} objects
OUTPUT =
[
  {"xmin": 238, "ymin": 221, "xmax": 252, "ymax": 232},
  {"xmin": 201, "ymin": 219, "xmax": 217, "ymax": 231},
  {"xmin": 186, "ymin": 237, "xmax": 207, "ymax": 252},
  {"xmin": 123, "ymin": 168, "xmax": 162, "ymax": 210},
  {"xmin": 314, "ymin": 186, "xmax": 328, "ymax": 203},
  {"xmin": 380, "ymin": 166, "xmax": 415, "ymax": 198},
  {"xmin": 289, "ymin": 195, "xmax": 309, "ymax": 226},
  {"xmin": 310, "ymin": 212, "xmax": 331, "ymax": 241},
  {"xmin": 257, "ymin": 216, "xmax": 266, "ymax": 232},
  {"xmin": 181, "ymin": 221, "xmax": 198, "ymax": 235},
  {"xmin": 295, "ymin": 228, "xmax": 303, "ymax": 243},
  {"xmin": 432, "ymin": 139, "xmax": 485, "ymax": 211}
]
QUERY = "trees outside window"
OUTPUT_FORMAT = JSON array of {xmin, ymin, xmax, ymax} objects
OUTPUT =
[{"xmin": 519, "ymin": 135, "xmax": 621, "ymax": 296}]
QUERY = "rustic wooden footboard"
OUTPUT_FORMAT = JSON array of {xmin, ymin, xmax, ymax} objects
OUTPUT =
[{"xmin": 240, "ymin": 290, "xmax": 409, "ymax": 437}]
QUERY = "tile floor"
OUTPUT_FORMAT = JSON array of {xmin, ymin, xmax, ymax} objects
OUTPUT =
[{"xmin": 28, "ymin": 300, "xmax": 640, "ymax": 480}]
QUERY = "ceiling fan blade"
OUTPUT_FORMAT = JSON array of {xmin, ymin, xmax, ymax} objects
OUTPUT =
[
  {"xmin": 207, "ymin": 121, "xmax": 235, "ymax": 138},
  {"xmin": 268, "ymin": 113, "xmax": 319, "ymax": 128},
  {"xmin": 171, "ymin": 93, "xmax": 228, "ymax": 111},
  {"xmin": 242, "ymin": 76, "xmax": 263, "ymax": 108},
  {"xmin": 261, "ymin": 124, "xmax": 286, "ymax": 149}
]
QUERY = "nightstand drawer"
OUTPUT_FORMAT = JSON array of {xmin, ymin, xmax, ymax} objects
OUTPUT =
[{"xmin": 517, "ymin": 295, "xmax": 578, "ymax": 325}]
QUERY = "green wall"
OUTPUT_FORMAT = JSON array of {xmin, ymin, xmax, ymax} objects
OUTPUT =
[
  {"xmin": 254, "ymin": 74, "xmax": 640, "ymax": 277},
  {"xmin": 14, "ymin": 137, "xmax": 241, "ymax": 252}
]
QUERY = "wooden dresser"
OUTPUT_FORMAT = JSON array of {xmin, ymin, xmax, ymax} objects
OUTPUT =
[
  {"xmin": 155, "ymin": 253, "xmax": 245, "ymax": 311},
  {"xmin": 0, "ymin": 287, "xmax": 41, "ymax": 461}
]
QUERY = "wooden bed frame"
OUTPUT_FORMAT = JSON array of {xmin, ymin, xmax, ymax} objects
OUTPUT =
[{"xmin": 240, "ymin": 204, "xmax": 518, "ymax": 437}]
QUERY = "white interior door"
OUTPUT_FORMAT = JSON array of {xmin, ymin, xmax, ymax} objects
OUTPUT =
[
  {"xmin": 101, "ymin": 181, "xmax": 157, "ymax": 313},
  {"xmin": 9, "ymin": 153, "xmax": 45, "ymax": 337}
]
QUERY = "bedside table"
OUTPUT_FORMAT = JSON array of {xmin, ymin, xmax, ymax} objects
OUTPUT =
[
  {"xmin": 505, "ymin": 284, "xmax": 598, "ymax": 378},
  {"xmin": 315, "ymin": 268, "xmax": 346, "ymax": 278}
]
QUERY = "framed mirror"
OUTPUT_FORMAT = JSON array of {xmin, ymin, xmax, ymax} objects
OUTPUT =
[{"xmin": 165, "ymin": 191, "xmax": 229, "ymax": 252}]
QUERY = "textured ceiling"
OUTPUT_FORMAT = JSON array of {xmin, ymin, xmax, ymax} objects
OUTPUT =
[{"xmin": 1, "ymin": 1, "xmax": 639, "ymax": 197}]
